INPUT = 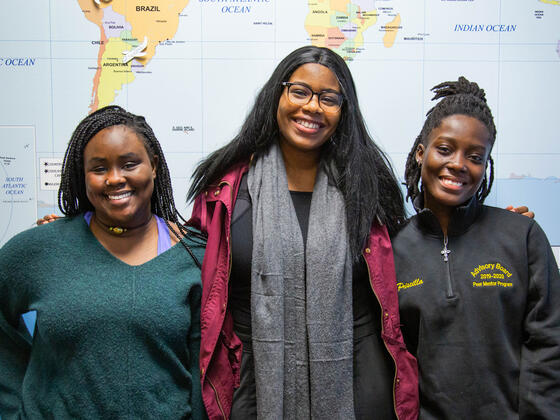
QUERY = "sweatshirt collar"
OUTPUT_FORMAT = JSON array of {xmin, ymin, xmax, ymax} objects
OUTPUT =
[{"xmin": 412, "ymin": 194, "xmax": 482, "ymax": 237}]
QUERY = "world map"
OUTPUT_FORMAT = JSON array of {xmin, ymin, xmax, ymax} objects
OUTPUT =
[
  {"xmin": 1, "ymin": 0, "xmax": 559, "ymax": 266},
  {"xmin": 78, "ymin": 0, "xmax": 190, "ymax": 112}
]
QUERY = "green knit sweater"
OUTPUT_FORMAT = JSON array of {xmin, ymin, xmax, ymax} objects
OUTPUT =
[{"xmin": 0, "ymin": 216, "xmax": 205, "ymax": 419}]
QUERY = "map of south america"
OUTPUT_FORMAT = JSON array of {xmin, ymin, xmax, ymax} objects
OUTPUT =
[{"xmin": 77, "ymin": 0, "xmax": 190, "ymax": 112}]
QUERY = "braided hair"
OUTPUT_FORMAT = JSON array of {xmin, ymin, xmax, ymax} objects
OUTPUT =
[
  {"xmin": 404, "ymin": 76, "xmax": 496, "ymax": 207},
  {"xmin": 59, "ymin": 105, "xmax": 204, "ymax": 267}
]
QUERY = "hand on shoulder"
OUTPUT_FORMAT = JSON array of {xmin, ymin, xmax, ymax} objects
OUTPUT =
[
  {"xmin": 37, "ymin": 214, "xmax": 61, "ymax": 225},
  {"xmin": 505, "ymin": 205, "xmax": 535, "ymax": 219}
]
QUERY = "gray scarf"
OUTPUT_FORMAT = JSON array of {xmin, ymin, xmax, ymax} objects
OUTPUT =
[{"xmin": 247, "ymin": 142, "xmax": 354, "ymax": 419}]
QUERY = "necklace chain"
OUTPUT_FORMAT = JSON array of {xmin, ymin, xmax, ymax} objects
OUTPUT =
[{"xmin": 441, "ymin": 236, "xmax": 451, "ymax": 262}]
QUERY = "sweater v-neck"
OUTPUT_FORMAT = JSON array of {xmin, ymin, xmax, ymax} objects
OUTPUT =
[{"xmin": 79, "ymin": 216, "xmax": 184, "ymax": 268}]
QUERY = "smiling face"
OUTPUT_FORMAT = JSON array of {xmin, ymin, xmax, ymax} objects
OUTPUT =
[
  {"xmin": 276, "ymin": 63, "xmax": 342, "ymax": 156},
  {"xmin": 83, "ymin": 125, "xmax": 157, "ymax": 228},
  {"xmin": 416, "ymin": 114, "xmax": 491, "ymax": 218}
]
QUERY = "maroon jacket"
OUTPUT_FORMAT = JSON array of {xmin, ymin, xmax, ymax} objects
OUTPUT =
[{"xmin": 188, "ymin": 162, "xmax": 419, "ymax": 420}]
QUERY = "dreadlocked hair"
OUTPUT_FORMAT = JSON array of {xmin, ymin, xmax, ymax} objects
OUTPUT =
[
  {"xmin": 59, "ymin": 105, "xmax": 204, "ymax": 268},
  {"xmin": 404, "ymin": 76, "xmax": 496, "ymax": 208},
  {"xmin": 187, "ymin": 46, "xmax": 406, "ymax": 260}
]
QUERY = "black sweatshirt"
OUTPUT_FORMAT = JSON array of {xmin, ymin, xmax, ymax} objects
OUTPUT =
[{"xmin": 392, "ymin": 197, "xmax": 560, "ymax": 419}]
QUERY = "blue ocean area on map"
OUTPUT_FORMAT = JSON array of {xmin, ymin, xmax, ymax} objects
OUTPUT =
[
  {"xmin": 454, "ymin": 24, "xmax": 517, "ymax": 32},
  {"xmin": 199, "ymin": 0, "xmax": 270, "ymax": 13},
  {"xmin": 0, "ymin": 58, "xmax": 36, "ymax": 66}
]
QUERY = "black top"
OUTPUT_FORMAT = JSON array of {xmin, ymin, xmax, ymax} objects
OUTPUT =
[
  {"xmin": 229, "ymin": 174, "xmax": 396, "ymax": 420},
  {"xmin": 393, "ymin": 198, "xmax": 560, "ymax": 419}
]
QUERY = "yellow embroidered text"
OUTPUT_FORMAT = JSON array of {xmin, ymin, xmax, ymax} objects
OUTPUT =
[
  {"xmin": 470, "ymin": 262, "xmax": 512, "ymax": 278},
  {"xmin": 397, "ymin": 278, "xmax": 423, "ymax": 291},
  {"xmin": 472, "ymin": 281, "xmax": 513, "ymax": 288}
]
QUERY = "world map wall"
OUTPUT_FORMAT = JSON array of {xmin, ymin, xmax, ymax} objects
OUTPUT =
[{"xmin": 1, "ymin": 0, "xmax": 559, "ymax": 262}]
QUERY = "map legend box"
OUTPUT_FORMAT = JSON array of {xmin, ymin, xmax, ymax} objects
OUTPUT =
[{"xmin": 40, "ymin": 158, "xmax": 63, "ymax": 191}]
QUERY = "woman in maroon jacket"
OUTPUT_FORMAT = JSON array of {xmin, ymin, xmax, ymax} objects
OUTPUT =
[{"xmin": 187, "ymin": 46, "xmax": 418, "ymax": 420}]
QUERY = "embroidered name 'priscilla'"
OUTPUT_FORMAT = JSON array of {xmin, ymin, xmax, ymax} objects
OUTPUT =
[{"xmin": 397, "ymin": 278, "xmax": 423, "ymax": 291}]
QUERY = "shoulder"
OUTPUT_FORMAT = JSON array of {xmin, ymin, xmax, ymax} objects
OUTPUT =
[
  {"xmin": 196, "ymin": 161, "xmax": 249, "ymax": 199},
  {"xmin": 165, "ymin": 221, "xmax": 206, "ymax": 243},
  {"xmin": 183, "ymin": 228, "xmax": 206, "ymax": 263},
  {"xmin": 166, "ymin": 221, "xmax": 183, "ymax": 246},
  {"xmin": 188, "ymin": 161, "xmax": 250, "ymax": 231},
  {"xmin": 0, "ymin": 216, "xmax": 86, "ymax": 273},
  {"xmin": 467, "ymin": 206, "xmax": 556, "ymax": 259},
  {"xmin": 165, "ymin": 222, "xmax": 206, "ymax": 262},
  {"xmin": 481, "ymin": 204, "xmax": 529, "ymax": 219},
  {"xmin": 390, "ymin": 216, "xmax": 419, "ymax": 245},
  {"xmin": 221, "ymin": 160, "xmax": 250, "ymax": 183},
  {"xmin": 478, "ymin": 205, "xmax": 535, "ymax": 233},
  {"xmin": 2, "ymin": 216, "xmax": 80, "ymax": 251}
]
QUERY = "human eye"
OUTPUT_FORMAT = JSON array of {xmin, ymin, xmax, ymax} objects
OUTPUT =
[
  {"xmin": 320, "ymin": 94, "xmax": 339, "ymax": 106},
  {"xmin": 123, "ymin": 161, "xmax": 139, "ymax": 170},
  {"xmin": 468, "ymin": 154, "xmax": 484, "ymax": 164},
  {"xmin": 290, "ymin": 85, "xmax": 310, "ymax": 99},
  {"xmin": 89, "ymin": 165, "xmax": 106, "ymax": 173},
  {"xmin": 436, "ymin": 144, "xmax": 451, "ymax": 155}
]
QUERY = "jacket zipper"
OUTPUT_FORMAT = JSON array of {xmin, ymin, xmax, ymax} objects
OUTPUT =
[
  {"xmin": 362, "ymin": 251, "xmax": 401, "ymax": 420},
  {"xmin": 441, "ymin": 235, "xmax": 455, "ymax": 298},
  {"xmin": 208, "ymin": 376, "xmax": 226, "ymax": 419},
  {"xmin": 224, "ymin": 180, "xmax": 234, "ymax": 286}
]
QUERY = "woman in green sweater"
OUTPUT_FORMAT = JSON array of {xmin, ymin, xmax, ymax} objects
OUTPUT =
[{"xmin": 0, "ymin": 106, "xmax": 206, "ymax": 419}]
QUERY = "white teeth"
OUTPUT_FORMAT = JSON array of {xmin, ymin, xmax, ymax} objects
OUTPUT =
[
  {"xmin": 442, "ymin": 178, "xmax": 463, "ymax": 187},
  {"xmin": 296, "ymin": 119, "xmax": 320, "ymax": 129},
  {"xmin": 107, "ymin": 191, "xmax": 133, "ymax": 200}
]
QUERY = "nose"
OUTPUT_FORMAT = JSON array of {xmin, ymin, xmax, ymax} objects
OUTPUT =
[
  {"xmin": 105, "ymin": 167, "xmax": 126, "ymax": 186},
  {"xmin": 302, "ymin": 93, "xmax": 322, "ymax": 112},
  {"xmin": 447, "ymin": 153, "xmax": 467, "ymax": 172}
]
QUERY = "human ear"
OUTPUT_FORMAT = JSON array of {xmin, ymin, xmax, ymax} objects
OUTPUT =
[
  {"xmin": 151, "ymin": 155, "xmax": 159, "ymax": 179},
  {"xmin": 415, "ymin": 144, "xmax": 425, "ymax": 166}
]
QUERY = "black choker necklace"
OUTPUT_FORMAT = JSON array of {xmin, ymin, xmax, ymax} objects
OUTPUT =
[
  {"xmin": 108, "ymin": 226, "xmax": 127, "ymax": 235},
  {"xmin": 94, "ymin": 214, "xmax": 153, "ymax": 235}
]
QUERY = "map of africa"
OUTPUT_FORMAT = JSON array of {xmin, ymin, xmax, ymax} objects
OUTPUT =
[{"xmin": 1, "ymin": 0, "xmax": 559, "ymax": 266}]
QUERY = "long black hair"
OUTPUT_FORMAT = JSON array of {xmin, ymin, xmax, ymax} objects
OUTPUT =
[
  {"xmin": 404, "ymin": 76, "xmax": 496, "ymax": 207},
  {"xmin": 187, "ymin": 45, "xmax": 405, "ymax": 259},
  {"xmin": 59, "ymin": 105, "xmax": 204, "ymax": 267}
]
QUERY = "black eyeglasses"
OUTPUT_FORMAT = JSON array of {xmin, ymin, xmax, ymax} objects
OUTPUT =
[{"xmin": 281, "ymin": 82, "xmax": 343, "ymax": 113}]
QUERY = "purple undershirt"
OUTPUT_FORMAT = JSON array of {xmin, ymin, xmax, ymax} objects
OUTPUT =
[{"xmin": 84, "ymin": 212, "xmax": 172, "ymax": 255}]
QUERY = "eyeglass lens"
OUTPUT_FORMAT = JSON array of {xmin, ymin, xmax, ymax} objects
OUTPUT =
[{"xmin": 287, "ymin": 83, "xmax": 342, "ymax": 111}]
